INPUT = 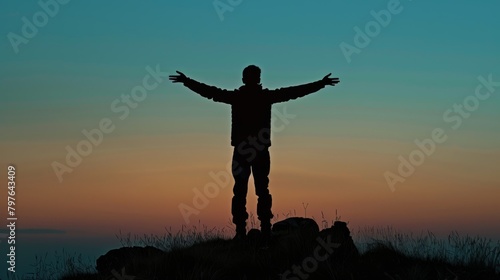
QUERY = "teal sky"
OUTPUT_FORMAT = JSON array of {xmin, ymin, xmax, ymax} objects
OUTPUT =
[
  {"xmin": 1, "ymin": 1, "xmax": 500, "ymax": 147},
  {"xmin": 1, "ymin": 1, "xmax": 500, "ymax": 277}
]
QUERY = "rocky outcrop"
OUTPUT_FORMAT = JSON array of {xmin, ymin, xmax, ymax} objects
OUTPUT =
[{"xmin": 94, "ymin": 218, "xmax": 360, "ymax": 280}]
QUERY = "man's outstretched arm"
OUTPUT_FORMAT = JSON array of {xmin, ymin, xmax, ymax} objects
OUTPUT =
[
  {"xmin": 169, "ymin": 71, "xmax": 234, "ymax": 104},
  {"xmin": 268, "ymin": 74, "xmax": 340, "ymax": 104}
]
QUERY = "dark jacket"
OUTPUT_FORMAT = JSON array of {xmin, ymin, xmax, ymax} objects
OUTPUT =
[{"xmin": 183, "ymin": 78, "xmax": 327, "ymax": 147}]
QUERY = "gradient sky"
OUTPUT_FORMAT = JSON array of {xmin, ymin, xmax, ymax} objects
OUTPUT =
[{"xmin": 1, "ymin": 0, "xmax": 500, "ymax": 275}]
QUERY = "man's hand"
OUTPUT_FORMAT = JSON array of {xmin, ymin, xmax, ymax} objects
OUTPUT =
[
  {"xmin": 169, "ymin": 71, "xmax": 188, "ymax": 83},
  {"xmin": 322, "ymin": 73, "xmax": 340, "ymax": 86}
]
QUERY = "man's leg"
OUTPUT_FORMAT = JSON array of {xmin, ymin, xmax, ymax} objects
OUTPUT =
[
  {"xmin": 252, "ymin": 148, "xmax": 273, "ymax": 236},
  {"xmin": 231, "ymin": 148, "xmax": 251, "ymax": 238}
]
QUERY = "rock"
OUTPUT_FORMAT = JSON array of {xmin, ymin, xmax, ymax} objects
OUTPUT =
[
  {"xmin": 95, "ymin": 246, "xmax": 165, "ymax": 276},
  {"xmin": 272, "ymin": 217, "xmax": 319, "ymax": 237},
  {"xmin": 271, "ymin": 217, "xmax": 321, "ymax": 256},
  {"xmin": 247, "ymin": 228, "xmax": 261, "ymax": 241},
  {"xmin": 318, "ymin": 221, "xmax": 360, "ymax": 264}
]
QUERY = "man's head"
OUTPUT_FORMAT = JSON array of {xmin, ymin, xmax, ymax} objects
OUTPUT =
[{"xmin": 242, "ymin": 65, "xmax": 261, "ymax": 86}]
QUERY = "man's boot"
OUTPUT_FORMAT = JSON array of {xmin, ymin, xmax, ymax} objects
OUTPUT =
[
  {"xmin": 233, "ymin": 223, "xmax": 247, "ymax": 241},
  {"xmin": 260, "ymin": 220, "xmax": 272, "ymax": 247}
]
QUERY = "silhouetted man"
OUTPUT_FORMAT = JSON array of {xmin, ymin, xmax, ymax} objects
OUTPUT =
[{"xmin": 169, "ymin": 65, "xmax": 340, "ymax": 242}]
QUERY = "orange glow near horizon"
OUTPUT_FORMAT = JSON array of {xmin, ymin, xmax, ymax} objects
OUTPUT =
[{"xmin": 3, "ymin": 132, "xmax": 499, "ymax": 240}]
